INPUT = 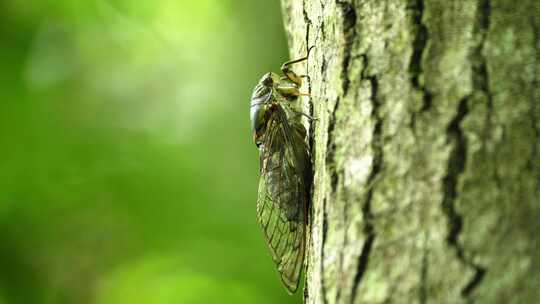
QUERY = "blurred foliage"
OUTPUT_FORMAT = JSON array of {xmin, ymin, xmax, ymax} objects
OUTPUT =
[{"xmin": 0, "ymin": 0, "xmax": 302, "ymax": 303}]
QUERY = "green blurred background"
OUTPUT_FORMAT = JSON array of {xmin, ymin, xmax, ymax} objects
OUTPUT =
[{"xmin": 0, "ymin": 1, "xmax": 301, "ymax": 303}]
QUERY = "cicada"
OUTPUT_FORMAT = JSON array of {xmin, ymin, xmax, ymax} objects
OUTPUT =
[{"xmin": 250, "ymin": 47, "xmax": 313, "ymax": 294}]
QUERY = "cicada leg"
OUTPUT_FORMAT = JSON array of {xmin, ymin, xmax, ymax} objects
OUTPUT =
[
  {"xmin": 280, "ymin": 46, "xmax": 315, "ymax": 86},
  {"xmin": 275, "ymin": 84, "xmax": 310, "ymax": 98},
  {"xmin": 290, "ymin": 108, "xmax": 317, "ymax": 121}
]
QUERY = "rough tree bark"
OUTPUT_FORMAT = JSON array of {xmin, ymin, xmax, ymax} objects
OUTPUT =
[{"xmin": 280, "ymin": 0, "xmax": 540, "ymax": 303}]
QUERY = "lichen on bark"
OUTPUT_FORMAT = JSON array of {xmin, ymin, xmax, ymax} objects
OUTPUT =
[{"xmin": 280, "ymin": 0, "xmax": 540, "ymax": 303}]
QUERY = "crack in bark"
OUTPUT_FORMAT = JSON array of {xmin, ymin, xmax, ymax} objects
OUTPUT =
[
  {"xmin": 323, "ymin": 39, "xmax": 338, "ymax": 198},
  {"xmin": 326, "ymin": 101, "xmax": 340, "ymax": 195},
  {"xmin": 303, "ymin": 6, "xmax": 315, "ymax": 171},
  {"xmin": 302, "ymin": 7, "xmax": 314, "ymax": 301},
  {"xmin": 475, "ymin": 0, "xmax": 494, "ymax": 148},
  {"xmin": 313, "ymin": 4, "xmax": 329, "ymax": 302},
  {"xmin": 461, "ymin": 0, "xmax": 492, "ymax": 296},
  {"xmin": 303, "ymin": 0, "xmax": 312, "ymax": 27},
  {"xmin": 408, "ymin": 0, "xmax": 433, "ymax": 123},
  {"xmin": 350, "ymin": 57, "xmax": 381, "ymax": 303},
  {"xmin": 419, "ymin": 233, "xmax": 428, "ymax": 304},
  {"xmin": 321, "ymin": 197, "xmax": 329, "ymax": 304},
  {"xmin": 335, "ymin": 186, "xmax": 347, "ymax": 303},
  {"xmin": 442, "ymin": 97, "xmax": 486, "ymax": 298},
  {"xmin": 318, "ymin": 0, "xmax": 327, "ymax": 42},
  {"xmin": 325, "ymin": 91, "xmax": 342, "ymax": 303},
  {"xmin": 439, "ymin": 0, "xmax": 492, "ymax": 297},
  {"xmin": 336, "ymin": 0, "xmax": 357, "ymax": 95},
  {"xmin": 527, "ymin": 8, "xmax": 540, "ymax": 174},
  {"xmin": 326, "ymin": 0, "xmax": 341, "ymax": 191},
  {"xmin": 472, "ymin": 0, "xmax": 498, "ymax": 192},
  {"xmin": 326, "ymin": 0, "xmax": 357, "ymax": 200}
]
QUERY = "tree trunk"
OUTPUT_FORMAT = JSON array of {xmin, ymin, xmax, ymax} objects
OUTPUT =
[{"xmin": 280, "ymin": 0, "xmax": 540, "ymax": 303}]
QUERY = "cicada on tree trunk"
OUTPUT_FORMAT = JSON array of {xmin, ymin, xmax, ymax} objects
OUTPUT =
[{"xmin": 250, "ymin": 47, "xmax": 314, "ymax": 294}]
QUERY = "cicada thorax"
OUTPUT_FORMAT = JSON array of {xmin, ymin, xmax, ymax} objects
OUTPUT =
[{"xmin": 250, "ymin": 69, "xmax": 308, "ymax": 148}]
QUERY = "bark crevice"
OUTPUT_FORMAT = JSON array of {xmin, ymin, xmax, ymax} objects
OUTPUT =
[
  {"xmin": 408, "ymin": 0, "xmax": 433, "ymax": 118},
  {"xmin": 350, "ymin": 60, "xmax": 382, "ymax": 303},
  {"xmin": 528, "ymin": 12, "xmax": 540, "ymax": 173},
  {"xmin": 303, "ymin": 0, "xmax": 313, "ymax": 28},
  {"xmin": 442, "ymin": 98, "xmax": 487, "ymax": 297},
  {"xmin": 321, "ymin": 197, "xmax": 329, "ymax": 304},
  {"xmin": 326, "ymin": 101, "xmax": 340, "ymax": 195},
  {"xmin": 439, "ymin": 0, "xmax": 492, "ymax": 297},
  {"xmin": 419, "ymin": 235, "xmax": 428, "ymax": 304},
  {"xmin": 475, "ymin": 0, "xmax": 494, "ymax": 147},
  {"xmin": 336, "ymin": 0, "xmax": 357, "ymax": 95}
]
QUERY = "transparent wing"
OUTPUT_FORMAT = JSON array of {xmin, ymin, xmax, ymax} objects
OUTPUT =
[{"xmin": 256, "ymin": 104, "xmax": 310, "ymax": 294}]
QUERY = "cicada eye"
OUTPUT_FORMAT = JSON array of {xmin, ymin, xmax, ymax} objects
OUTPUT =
[{"xmin": 262, "ymin": 72, "xmax": 274, "ymax": 86}]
